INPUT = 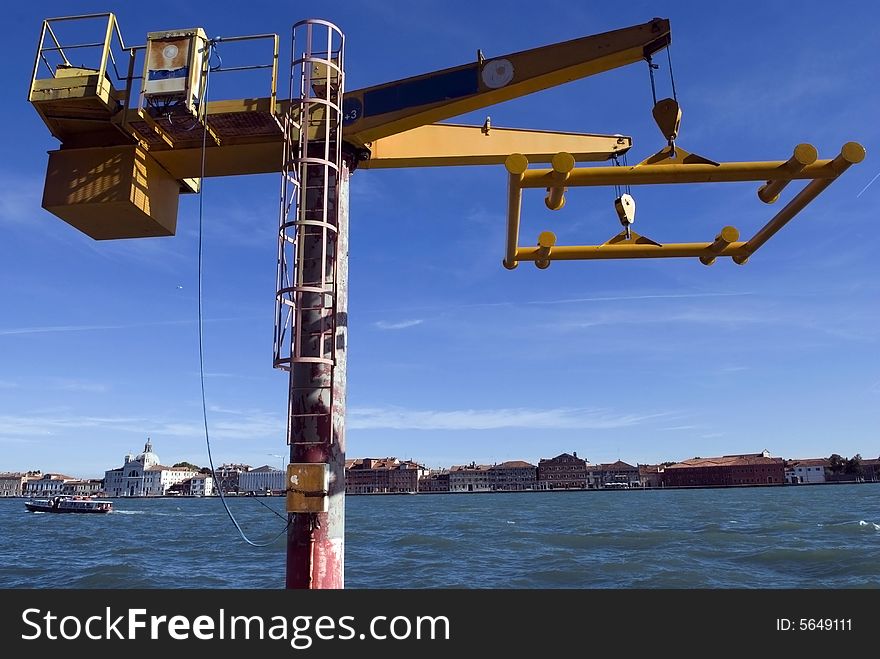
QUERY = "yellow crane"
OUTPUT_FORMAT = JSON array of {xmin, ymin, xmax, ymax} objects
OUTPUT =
[{"xmin": 27, "ymin": 13, "xmax": 863, "ymax": 589}]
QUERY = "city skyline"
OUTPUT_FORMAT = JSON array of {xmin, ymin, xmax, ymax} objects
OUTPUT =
[
  {"xmin": 1, "ymin": 1, "xmax": 878, "ymax": 476},
  {"xmin": 3, "ymin": 436, "xmax": 876, "ymax": 480}
]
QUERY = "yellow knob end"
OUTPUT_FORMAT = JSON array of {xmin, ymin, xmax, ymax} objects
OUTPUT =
[
  {"xmin": 551, "ymin": 152, "xmax": 575, "ymax": 174},
  {"xmin": 840, "ymin": 142, "xmax": 866, "ymax": 164},
  {"xmin": 793, "ymin": 143, "xmax": 818, "ymax": 166},
  {"xmin": 718, "ymin": 226, "xmax": 739, "ymax": 243},
  {"xmin": 505, "ymin": 153, "xmax": 529, "ymax": 175},
  {"xmin": 537, "ymin": 231, "xmax": 557, "ymax": 249}
]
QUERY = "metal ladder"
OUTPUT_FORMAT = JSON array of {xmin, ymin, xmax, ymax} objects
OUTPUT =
[{"xmin": 274, "ymin": 20, "xmax": 345, "ymax": 448}]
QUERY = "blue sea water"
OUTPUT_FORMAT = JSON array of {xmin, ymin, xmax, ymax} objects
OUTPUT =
[{"xmin": 2, "ymin": 484, "xmax": 878, "ymax": 589}]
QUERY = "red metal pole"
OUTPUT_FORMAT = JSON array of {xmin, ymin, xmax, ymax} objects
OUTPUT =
[{"xmin": 285, "ymin": 161, "xmax": 349, "ymax": 589}]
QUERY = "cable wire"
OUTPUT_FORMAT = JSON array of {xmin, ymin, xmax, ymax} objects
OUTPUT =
[{"xmin": 196, "ymin": 40, "xmax": 290, "ymax": 548}]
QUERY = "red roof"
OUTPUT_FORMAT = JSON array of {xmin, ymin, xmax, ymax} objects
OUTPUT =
[
  {"xmin": 667, "ymin": 455, "xmax": 782, "ymax": 469},
  {"xmin": 785, "ymin": 458, "xmax": 829, "ymax": 468}
]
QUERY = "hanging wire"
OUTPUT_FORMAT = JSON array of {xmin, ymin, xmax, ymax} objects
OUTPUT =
[
  {"xmin": 612, "ymin": 154, "xmax": 622, "ymax": 199},
  {"xmin": 646, "ymin": 47, "xmax": 678, "ymax": 104},
  {"xmin": 646, "ymin": 55, "xmax": 659, "ymax": 105},
  {"xmin": 195, "ymin": 39, "xmax": 290, "ymax": 548},
  {"xmin": 666, "ymin": 45, "xmax": 678, "ymax": 103}
]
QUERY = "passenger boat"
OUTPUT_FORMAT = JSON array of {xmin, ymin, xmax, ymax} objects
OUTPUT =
[{"xmin": 25, "ymin": 495, "xmax": 113, "ymax": 514}]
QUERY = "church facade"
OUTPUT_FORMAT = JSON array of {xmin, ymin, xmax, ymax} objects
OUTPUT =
[{"xmin": 104, "ymin": 439, "xmax": 198, "ymax": 497}]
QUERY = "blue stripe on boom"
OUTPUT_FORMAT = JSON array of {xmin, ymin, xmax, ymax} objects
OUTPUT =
[{"xmin": 363, "ymin": 65, "xmax": 478, "ymax": 118}]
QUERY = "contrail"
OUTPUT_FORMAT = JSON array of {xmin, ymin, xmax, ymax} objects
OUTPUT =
[{"xmin": 856, "ymin": 170, "xmax": 880, "ymax": 198}]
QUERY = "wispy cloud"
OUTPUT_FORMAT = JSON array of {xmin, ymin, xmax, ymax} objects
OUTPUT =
[
  {"xmin": 374, "ymin": 319, "xmax": 424, "ymax": 330},
  {"xmin": 0, "ymin": 173, "xmax": 42, "ymax": 225},
  {"xmin": 368, "ymin": 291, "xmax": 753, "ymax": 315},
  {"xmin": 553, "ymin": 307, "xmax": 771, "ymax": 332},
  {"xmin": 0, "ymin": 320, "xmax": 191, "ymax": 337},
  {"xmin": 348, "ymin": 405, "xmax": 668, "ymax": 431},
  {"xmin": 51, "ymin": 379, "xmax": 108, "ymax": 393},
  {"xmin": 718, "ymin": 366, "xmax": 749, "ymax": 374},
  {"xmin": 0, "ymin": 408, "xmax": 283, "ymax": 442},
  {"xmin": 0, "ymin": 380, "xmax": 19, "ymax": 389},
  {"xmin": 0, "ymin": 316, "xmax": 260, "ymax": 337}
]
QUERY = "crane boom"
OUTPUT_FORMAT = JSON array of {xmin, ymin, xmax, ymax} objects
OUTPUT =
[{"xmin": 342, "ymin": 18, "xmax": 670, "ymax": 148}]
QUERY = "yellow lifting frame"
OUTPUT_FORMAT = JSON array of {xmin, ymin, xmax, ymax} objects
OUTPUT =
[{"xmin": 503, "ymin": 142, "xmax": 865, "ymax": 269}]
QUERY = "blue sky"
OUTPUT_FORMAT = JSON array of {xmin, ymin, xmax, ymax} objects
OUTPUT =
[{"xmin": 1, "ymin": 1, "xmax": 877, "ymax": 477}]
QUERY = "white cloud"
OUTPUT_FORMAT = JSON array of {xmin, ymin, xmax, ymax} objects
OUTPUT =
[
  {"xmin": 348, "ymin": 405, "xmax": 668, "ymax": 431},
  {"xmin": 0, "ymin": 320, "xmax": 190, "ymax": 337},
  {"xmin": 718, "ymin": 366, "xmax": 749, "ymax": 374},
  {"xmin": 0, "ymin": 316, "xmax": 259, "ymax": 337},
  {"xmin": 51, "ymin": 379, "xmax": 108, "ymax": 393},
  {"xmin": 374, "ymin": 319, "xmax": 424, "ymax": 330},
  {"xmin": 0, "ymin": 173, "xmax": 42, "ymax": 225},
  {"xmin": 0, "ymin": 409, "xmax": 283, "ymax": 442}
]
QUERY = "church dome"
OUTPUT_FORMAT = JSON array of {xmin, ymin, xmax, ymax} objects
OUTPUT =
[{"xmin": 136, "ymin": 438, "xmax": 160, "ymax": 467}]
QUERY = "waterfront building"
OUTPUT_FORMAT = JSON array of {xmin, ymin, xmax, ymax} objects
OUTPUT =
[
  {"xmin": 863, "ymin": 459, "xmax": 880, "ymax": 483},
  {"xmin": 638, "ymin": 464, "xmax": 664, "ymax": 488},
  {"xmin": 213, "ymin": 463, "xmax": 251, "ymax": 494},
  {"xmin": 0, "ymin": 471, "xmax": 41, "ymax": 497},
  {"xmin": 663, "ymin": 450, "xmax": 785, "ymax": 487},
  {"xmin": 419, "ymin": 470, "xmax": 450, "ymax": 493},
  {"xmin": 345, "ymin": 458, "xmax": 427, "ymax": 494},
  {"xmin": 595, "ymin": 460, "xmax": 641, "ymax": 488},
  {"xmin": 784, "ymin": 458, "xmax": 828, "ymax": 484},
  {"xmin": 238, "ymin": 465, "xmax": 286, "ymax": 495},
  {"xmin": 449, "ymin": 463, "xmax": 493, "ymax": 493},
  {"xmin": 62, "ymin": 479, "xmax": 104, "ymax": 496},
  {"xmin": 103, "ymin": 439, "xmax": 198, "ymax": 497},
  {"xmin": 489, "ymin": 461, "xmax": 537, "ymax": 491},
  {"xmin": 537, "ymin": 452, "xmax": 587, "ymax": 490},
  {"xmin": 584, "ymin": 463, "xmax": 603, "ymax": 489},
  {"xmin": 23, "ymin": 473, "xmax": 77, "ymax": 497},
  {"xmin": 168, "ymin": 474, "xmax": 215, "ymax": 496}
]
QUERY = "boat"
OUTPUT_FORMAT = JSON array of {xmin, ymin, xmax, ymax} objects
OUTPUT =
[{"xmin": 25, "ymin": 495, "xmax": 113, "ymax": 514}]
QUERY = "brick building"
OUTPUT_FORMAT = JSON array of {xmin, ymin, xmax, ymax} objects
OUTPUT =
[
  {"xmin": 345, "ymin": 458, "xmax": 426, "ymax": 494},
  {"xmin": 663, "ymin": 451, "xmax": 784, "ymax": 487},
  {"xmin": 420, "ymin": 470, "xmax": 450, "ymax": 492},
  {"xmin": 537, "ymin": 452, "xmax": 587, "ymax": 490}
]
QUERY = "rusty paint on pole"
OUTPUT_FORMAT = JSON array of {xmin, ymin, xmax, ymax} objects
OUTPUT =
[{"xmin": 285, "ymin": 160, "xmax": 349, "ymax": 589}]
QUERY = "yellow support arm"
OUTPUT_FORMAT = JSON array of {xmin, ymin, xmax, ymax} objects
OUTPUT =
[
  {"xmin": 359, "ymin": 123, "xmax": 632, "ymax": 169},
  {"xmin": 343, "ymin": 18, "xmax": 670, "ymax": 148}
]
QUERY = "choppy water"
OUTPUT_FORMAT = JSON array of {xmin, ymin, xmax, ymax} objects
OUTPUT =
[{"xmin": 2, "ymin": 485, "xmax": 878, "ymax": 588}]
